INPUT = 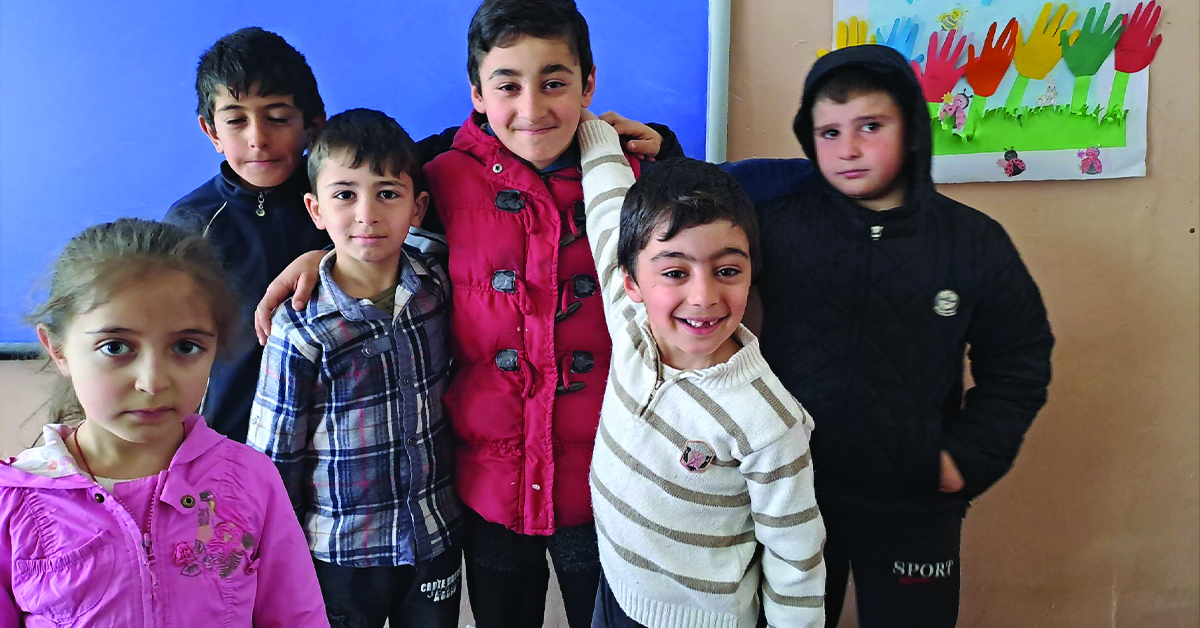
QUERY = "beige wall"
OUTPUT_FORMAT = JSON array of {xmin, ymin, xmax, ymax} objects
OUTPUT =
[
  {"xmin": 3, "ymin": 3, "xmax": 1198, "ymax": 626},
  {"xmin": 729, "ymin": 0, "xmax": 1200, "ymax": 626}
]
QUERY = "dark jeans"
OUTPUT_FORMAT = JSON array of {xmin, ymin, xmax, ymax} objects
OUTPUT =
[
  {"xmin": 313, "ymin": 544, "xmax": 463, "ymax": 628},
  {"xmin": 824, "ymin": 505, "xmax": 966, "ymax": 628},
  {"xmin": 463, "ymin": 509, "xmax": 601, "ymax": 628}
]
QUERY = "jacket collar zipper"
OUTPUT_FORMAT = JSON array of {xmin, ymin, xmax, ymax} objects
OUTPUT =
[{"xmin": 256, "ymin": 192, "xmax": 266, "ymax": 217}]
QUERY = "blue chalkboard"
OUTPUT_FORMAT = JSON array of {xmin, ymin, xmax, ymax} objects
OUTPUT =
[{"xmin": 0, "ymin": 1, "xmax": 711, "ymax": 350}]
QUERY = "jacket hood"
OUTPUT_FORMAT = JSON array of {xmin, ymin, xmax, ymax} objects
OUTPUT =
[{"xmin": 792, "ymin": 45, "xmax": 936, "ymax": 211}]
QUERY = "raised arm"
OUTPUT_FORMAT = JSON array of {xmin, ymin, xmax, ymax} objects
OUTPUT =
[{"xmin": 578, "ymin": 116, "xmax": 639, "ymax": 340}]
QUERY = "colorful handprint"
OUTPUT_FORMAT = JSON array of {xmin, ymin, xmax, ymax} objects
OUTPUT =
[
  {"xmin": 877, "ymin": 17, "xmax": 924, "ymax": 63},
  {"xmin": 963, "ymin": 19, "xmax": 1018, "ymax": 137},
  {"xmin": 911, "ymin": 29, "xmax": 968, "ymax": 104},
  {"xmin": 817, "ymin": 17, "xmax": 877, "ymax": 58},
  {"xmin": 1108, "ymin": 1, "xmax": 1163, "ymax": 117},
  {"xmin": 1062, "ymin": 3, "xmax": 1125, "ymax": 113},
  {"xmin": 1007, "ymin": 3, "xmax": 1078, "ymax": 112}
]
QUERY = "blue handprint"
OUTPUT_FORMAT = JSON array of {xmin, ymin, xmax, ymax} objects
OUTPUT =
[
  {"xmin": 877, "ymin": 17, "xmax": 925, "ymax": 63},
  {"xmin": 981, "ymin": 0, "xmax": 996, "ymax": 5}
]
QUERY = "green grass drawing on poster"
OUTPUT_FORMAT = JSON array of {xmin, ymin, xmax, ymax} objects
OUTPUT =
[{"xmin": 932, "ymin": 106, "xmax": 1128, "ymax": 155}]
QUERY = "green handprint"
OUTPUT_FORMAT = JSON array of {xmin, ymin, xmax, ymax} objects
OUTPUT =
[
  {"xmin": 1061, "ymin": 3, "xmax": 1125, "ymax": 113},
  {"xmin": 1006, "ymin": 3, "xmax": 1078, "ymax": 112}
]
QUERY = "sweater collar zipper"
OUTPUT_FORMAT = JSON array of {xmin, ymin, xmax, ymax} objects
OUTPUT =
[{"xmin": 255, "ymin": 192, "xmax": 266, "ymax": 217}]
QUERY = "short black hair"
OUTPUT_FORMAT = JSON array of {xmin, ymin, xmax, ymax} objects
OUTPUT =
[
  {"xmin": 467, "ymin": 0, "xmax": 593, "ymax": 89},
  {"xmin": 196, "ymin": 27, "xmax": 325, "ymax": 128},
  {"xmin": 618, "ymin": 158, "xmax": 760, "ymax": 278},
  {"xmin": 307, "ymin": 108, "xmax": 423, "ymax": 191},
  {"xmin": 795, "ymin": 64, "xmax": 909, "ymax": 147}
]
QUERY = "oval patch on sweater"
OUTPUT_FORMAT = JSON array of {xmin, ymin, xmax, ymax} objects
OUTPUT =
[{"xmin": 680, "ymin": 441, "xmax": 715, "ymax": 473}]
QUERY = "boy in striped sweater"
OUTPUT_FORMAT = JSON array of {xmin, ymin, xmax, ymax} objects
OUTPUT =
[{"xmin": 577, "ymin": 114, "xmax": 825, "ymax": 628}]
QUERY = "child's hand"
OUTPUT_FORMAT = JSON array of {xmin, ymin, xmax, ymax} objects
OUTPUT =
[
  {"xmin": 938, "ymin": 450, "xmax": 965, "ymax": 493},
  {"xmin": 254, "ymin": 250, "xmax": 325, "ymax": 345},
  {"xmin": 598, "ymin": 112, "xmax": 663, "ymax": 160}
]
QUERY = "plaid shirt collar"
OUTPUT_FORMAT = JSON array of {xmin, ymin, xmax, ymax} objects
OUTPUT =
[{"xmin": 316, "ymin": 249, "xmax": 432, "ymax": 321}]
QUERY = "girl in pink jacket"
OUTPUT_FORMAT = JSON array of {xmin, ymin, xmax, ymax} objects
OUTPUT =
[{"xmin": 0, "ymin": 218, "xmax": 328, "ymax": 627}]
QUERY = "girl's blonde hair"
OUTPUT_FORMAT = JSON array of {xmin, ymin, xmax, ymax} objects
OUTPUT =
[{"xmin": 27, "ymin": 218, "xmax": 237, "ymax": 424}]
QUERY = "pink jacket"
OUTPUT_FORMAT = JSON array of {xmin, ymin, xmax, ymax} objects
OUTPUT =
[{"xmin": 0, "ymin": 414, "xmax": 328, "ymax": 627}]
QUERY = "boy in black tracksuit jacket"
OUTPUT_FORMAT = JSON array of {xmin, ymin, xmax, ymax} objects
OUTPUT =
[{"xmin": 723, "ymin": 46, "xmax": 1054, "ymax": 627}]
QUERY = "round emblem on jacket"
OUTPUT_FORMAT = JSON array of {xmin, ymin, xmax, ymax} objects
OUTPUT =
[
  {"xmin": 680, "ymin": 440, "xmax": 715, "ymax": 473},
  {"xmin": 934, "ymin": 290, "xmax": 960, "ymax": 317}
]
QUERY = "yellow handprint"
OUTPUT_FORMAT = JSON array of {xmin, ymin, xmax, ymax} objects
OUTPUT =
[
  {"xmin": 1005, "ymin": 2, "xmax": 1078, "ymax": 111},
  {"xmin": 1014, "ymin": 2, "xmax": 1079, "ymax": 80},
  {"xmin": 818, "ymin": 17, "xmax": 878, "ymax": 58}
]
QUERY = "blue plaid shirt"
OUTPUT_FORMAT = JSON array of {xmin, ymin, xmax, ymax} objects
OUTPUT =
[{"xmin": 249, "ymin": 248, "xmax": 462, "ymax": 567}]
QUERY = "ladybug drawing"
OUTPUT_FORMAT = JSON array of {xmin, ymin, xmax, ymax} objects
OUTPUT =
[
  {"xmin": 939, "ymin": 90, "xmax": 971, "ymax": 130},
  {"xmin": 1077, "ymin": 146, "xmax": 1103, "ymax": 175},
  {"xmin": 997, "ymin": 148, "xmax": 1026, "ymax": 178}
]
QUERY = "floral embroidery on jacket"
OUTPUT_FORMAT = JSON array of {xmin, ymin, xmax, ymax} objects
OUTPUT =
[{"xmin": 173, "ymin": 489, "xmax": 255, "ymax": 578}]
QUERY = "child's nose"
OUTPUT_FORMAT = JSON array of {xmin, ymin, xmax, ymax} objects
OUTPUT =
[
  {"xmin": 840, "ymin": 135, "xmax": 862, "ymax": 159},
  {"xmin": 134, "ymin": 355, "xmax": 170, "ymax": 394},
  {"xmin": 355, "ymin": 200, "xmax": 381, "ymax": 224},
  {"xmin": 247, "ymin": 120, "xmax": 269, "ymax": 149},
  {"xmin": 518, "ymin": 91, "xmax": 547, "ymax": 121},
  {"xmin": 688, "ymin": 276, "xmax": 719, "ymax": 306}
]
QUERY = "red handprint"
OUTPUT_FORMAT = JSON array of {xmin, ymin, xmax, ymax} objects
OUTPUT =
[
  {"xmin": 965, "ymin": 19, "xmax": 1019, "ymax": 98},
  {"xmin": 1114, "ymin": 1, "xmax": 1162, "ymax": 73},
  {"xmin": 911, "ymin": 29, "xmax": 968, "ymax": 103}
]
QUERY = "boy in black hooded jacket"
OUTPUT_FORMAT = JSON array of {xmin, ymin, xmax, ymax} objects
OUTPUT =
[{"xmin": 722, "ymin": 45, "xmax": 1054, "ymax": 627}]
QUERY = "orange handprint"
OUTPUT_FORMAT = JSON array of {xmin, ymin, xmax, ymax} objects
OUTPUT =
[{"xmin": 962, "ymin": 19, "xmax": 1018, "ymax": 138}]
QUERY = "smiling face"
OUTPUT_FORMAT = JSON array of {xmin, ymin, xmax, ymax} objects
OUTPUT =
[
  {"xmin": 471, "ymin": 34, "xmax": 596, "ymax": 169},
  {"xmin": 624, "ymin": 219, "xmax": 752, "ymax": 370},
  {"xmin": 811, "ymin": 90, "xmax": 908, "ymax": 211},
  {"xmin": 200, "ymin": 84, "xmax": 316, "ymax": 191},
  {"xmin": 38, "ymin": 271, "xmax": 218, "ymax": 450},
  {"xmin": 305, "ymin": 151, "xmax": 429, "ymax": 286}
]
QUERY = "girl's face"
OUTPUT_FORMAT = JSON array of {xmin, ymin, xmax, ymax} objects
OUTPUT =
[{"xmin": 38, "ymin": 270, "xmax": 219, "ymax": 449}]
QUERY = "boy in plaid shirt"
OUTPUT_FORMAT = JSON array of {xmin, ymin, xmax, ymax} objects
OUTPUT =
[{"xmin": 249, "ymin": 108, "xmax": 463, "ymax": 627}]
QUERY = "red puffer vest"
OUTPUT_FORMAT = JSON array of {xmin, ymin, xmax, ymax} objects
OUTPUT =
[{"xmin": 425, "ymin": 114, "xmax": 641, "ymax": 535}]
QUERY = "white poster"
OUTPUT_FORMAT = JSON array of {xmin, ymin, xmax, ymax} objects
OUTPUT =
[{"xmin": 830, "ymin": 0, "xmax": 1162, "ymax": 182}]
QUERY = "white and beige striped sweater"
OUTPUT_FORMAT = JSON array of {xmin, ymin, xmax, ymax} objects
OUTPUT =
[{"xmin": 578, "ymin": 121, "xmax": 825, "ymax": 628}]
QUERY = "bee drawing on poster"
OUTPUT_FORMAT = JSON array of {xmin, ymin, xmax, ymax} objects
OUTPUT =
[{"xmin": 829, "ymin": 0, "xmax": 1163, "ymax": 182}]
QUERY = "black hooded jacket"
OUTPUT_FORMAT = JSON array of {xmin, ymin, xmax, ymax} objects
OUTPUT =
[{"xmin": 723, "ymin": 46, "xmax": 1054, "ymax": 516}]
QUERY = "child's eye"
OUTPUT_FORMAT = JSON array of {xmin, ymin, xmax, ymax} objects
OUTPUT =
[
  {"xmin": 269, "ymin": 116, "xmax": 291, "ymax": 124},
  {"xmin": 97, "ymin": 340, "xmax": 131, "ymax": 357},
  {"xmin": 819, "ymin": 129, "xmax": 839, "ymax": 139},
  {"xmin": 716, "ymin": 267, "xmax": 742, "ymax": 278},
  {"xmin": 224, "ymin": 118, "xmax": 246, "ymax": 126},
  {"xmin": 332, "ymin": 190, "xmax": 355, "ymax": 201},
  {"xmin": 496, "ymin": 83, "xmax": 519, "ymax": 93},
  {"xmin": 862, "ymin": 122, "xmax": 881, "ymax": 132},
  {"xmin": 175, "ymin": 340, "xmax": 206, "ymax": 356},
  {"xmin": 663, "ymin": 270, "xmax": 687, "ymax": 280},
  {"xmin": 544, "ymin": 80, "xmax": 567, "ymax": 90},
  {"xmin": 379, "ymin": 190, "xmax": 401, "ymax": 200}
]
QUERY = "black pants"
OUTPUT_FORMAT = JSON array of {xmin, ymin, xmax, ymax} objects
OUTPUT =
[
  {"xmin": 824, "ymin": 505, "xmax": 966, "ymax": 628},
  {"xmin": 463, "ymin": 509, "xmax": 601, "ymax": 628},
  {"xmin": 313, "ymin": 544, "xmax": 463, "ymax": 628}
]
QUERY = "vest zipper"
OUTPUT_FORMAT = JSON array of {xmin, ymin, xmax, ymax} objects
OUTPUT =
[
  {"xmin": 871, "ymin": 225, "xmax": 884, "ymax": 241},
  {"xmin": 256, "ymin": 192, "xmax": 266, "ymax": 216}
]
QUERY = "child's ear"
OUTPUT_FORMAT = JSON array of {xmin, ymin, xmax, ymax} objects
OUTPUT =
[
  {"xmin": 303, "ymin": 193, "xmax": 326, "ymax": 230},
  {"xmin": 412, "ymin": 191, "xmax": 430, "ymax": 227},
  {"xmin": 36, "ymin": 325, "xmax": 70, "ymax": 377},
  {"xmin": 471, "ymin": 83, "xmax": 487, "ymax": 115},
  {"xmin": 622, "ymin": 270, "xmax": 644, "ymax": 304},
  {"xmin": 580, "ymin": 66, "xmax": 597, "ymax": 108},
  {"xmin": 198, "ymin": 116, "xmax": 223, "ymax": 154},
  {"xmin": 304, "ymin": 115, "xmax": 327, "ymax": 149}
]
